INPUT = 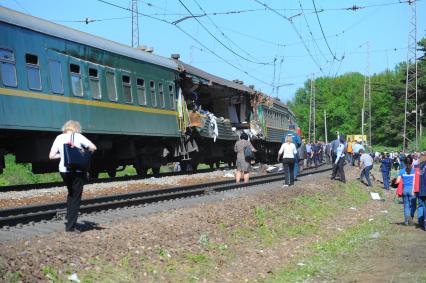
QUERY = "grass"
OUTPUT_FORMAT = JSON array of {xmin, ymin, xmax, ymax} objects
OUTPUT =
[{"xmin": 264, "ymin": 216, "xmax": 390, "ymax": 283}]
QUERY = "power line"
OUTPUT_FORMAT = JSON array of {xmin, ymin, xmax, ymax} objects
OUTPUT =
[
  {"xmin": 311, "ymin": 0, "xmax": 341, "ymax": 61},
  {"xmin": 176, "ymin": 0, "xmax": 272, "ymax": 66},
  {"xmin": 253, "ymin": 0, "xmax": 325, "ymax": 75},
  {"xmin": 298, "ymin": 0, "xmax": 328, "ymax": 62},
  {"xmin": 95, "ymin": 0, "xmax": 273, "ymax": 87}
]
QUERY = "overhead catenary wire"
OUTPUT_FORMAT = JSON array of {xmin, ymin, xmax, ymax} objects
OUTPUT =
[
  {"xmin": 253, "ymin": 0, "xmax": 325, "ymax": 76},
  {"xmin": 176, "ymin": 0, "xmax": 273, "ymax": 66},
  {"xmin": 95, "ymin": 0, "xmax": 274, "ymax": 87}
]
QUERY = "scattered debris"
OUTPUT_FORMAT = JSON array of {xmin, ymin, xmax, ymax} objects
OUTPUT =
[
  {"xmin": 68, "ymin": 273, "xmax": 81, "ymax": 283},
  {"xmin": 371, "ymin": 232, "xmax": 380, "ymax": 239},
  {"xmin": 370, "ymin": 192, "xmax": 381, "ymax": 200},
  {"xmin": 380, "ymin": 210, "xmax": 388, "ymax": 214},
  {"xmin": 224, "ymin": 173, "xmax": 235, "ymax": 178},
  {"xmin": 349, "ymin": 207, "xmax": 357, "ymax": 210}
]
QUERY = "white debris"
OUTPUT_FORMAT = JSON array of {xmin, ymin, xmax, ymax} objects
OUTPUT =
[
  {"xmin": 224, "ymin": 173, "xmax": 235, "ymax": 178},
  {"xmin": 369, "ymin": 218, "xmax": 374, "ymax": 222},
  {"xmin": 68, "ymin": 273, "xmax": 81, "ymax": 283},
  {"xmin": 371, "ymin": 232, "xmax": 380, "ymax": 239},
  {"xmin": 370, "ymin": 192, "xmax": 381, "ymax": 200},
  {"xmin": 297, "ymin": 262, "xmax": 306, "ymax": 266},
  {"xmin": 380, "ymin": 210, "xmax": 388, "ymax": 214},
  {"xmin": 349, "ymin": 207, "xmax": 357, "ymax": 210}
]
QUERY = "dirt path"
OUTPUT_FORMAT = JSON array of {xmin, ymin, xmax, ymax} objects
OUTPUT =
[{"xmin": 334, "ymin": 194, "xmax": 426, "ymax": 283}]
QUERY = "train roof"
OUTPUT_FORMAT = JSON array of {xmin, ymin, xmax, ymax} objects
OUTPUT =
[
  {"xmin": 178, "ymin": 62, "xmax": 256, "ymax": 94},
  {"xmin": 0, "ymin": 5, "xmax": 178, "ymax": 70}
]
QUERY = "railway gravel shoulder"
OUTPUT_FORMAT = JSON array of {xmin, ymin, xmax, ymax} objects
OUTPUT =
[{"xmin": 0, "ymin": 167, "xmax": 331, "ymax": 241}]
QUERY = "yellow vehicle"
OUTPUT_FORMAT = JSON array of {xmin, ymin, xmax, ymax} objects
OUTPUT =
[{"xmin": 347, "ymin": 135, "xmax": 368, "ymax": 143}]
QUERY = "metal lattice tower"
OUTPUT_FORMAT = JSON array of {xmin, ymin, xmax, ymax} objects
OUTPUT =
[
  {"xmin": 308, "ymin": 75, "xmax": 316, "ymax": 143},
  {"xmin": 131, "ymin": 0, "xmax": 139, "ymax": 48},
  {"xmin": 362, "ymin": 42, "xmax": 371, "ymax": 146},
  {"xmin": 403, "ymin": 0, "xmax": 418, "ymax": 151}
]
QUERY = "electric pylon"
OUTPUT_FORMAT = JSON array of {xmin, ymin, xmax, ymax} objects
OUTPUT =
[
  {"xmin": 403, "ymin": 0, "xmax": 418, "ymax": 151},
  {"xmin": 131, "ymin": 0, "xmax": 139, "ymax": 48}
]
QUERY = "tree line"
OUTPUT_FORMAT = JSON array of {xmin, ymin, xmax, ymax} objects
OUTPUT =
[{"xmin": 288, "ymin": 38, "xmax": 426, "ymax": 150}]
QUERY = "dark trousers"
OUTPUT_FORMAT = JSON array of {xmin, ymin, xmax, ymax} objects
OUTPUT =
[
  {"xmin": 283, "ymin": 158, "xmax": 295, "ymax": 185},
  {"xmin": 331, "ymin": 157, "xmax": 346, "ymax": 182},
  {"xmin": 60, "ymin": 172, "xmax": 86, "ymax": 231}
]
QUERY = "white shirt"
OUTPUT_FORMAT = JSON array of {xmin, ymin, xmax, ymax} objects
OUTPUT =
[
  {"xmin": 278, "ymin": 142, "xmax": 297, "ymax": 159},
  {"xmin": 50, "ymin": 132, "xmax": 95, "ymax": 172}
]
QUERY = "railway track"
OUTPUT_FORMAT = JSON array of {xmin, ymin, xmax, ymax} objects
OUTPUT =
[
  {"xmin": 0, "ymin": 167, "xmax": 219, "ymax": 193},
  {"xmin": 0, "ymin": 165, "xmax": 332, "ymax": 228}
]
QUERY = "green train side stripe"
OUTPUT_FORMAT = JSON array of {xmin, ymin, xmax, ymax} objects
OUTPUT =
[{"xmin": 0, "ymin": 87, "xmax": 178, "ymax": 116}]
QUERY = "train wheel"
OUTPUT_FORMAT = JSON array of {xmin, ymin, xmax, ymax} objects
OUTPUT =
[
  {"xmin": 88, "ymin": 170, "xmax": 99, "ymax": 179},
  {"xmin": 152, "ymin": 167, "xmax": 160, "ymax": 177},
  {"xmin": 107, "ymin": 168, "xmax": 116, "ymax": 178},
  {"xmin": 135, "ymin": 165, "xmax": 148, "ymax": 177}
]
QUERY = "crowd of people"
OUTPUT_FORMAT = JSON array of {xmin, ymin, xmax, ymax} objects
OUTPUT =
[{"xmin": 234, "ymin": 128, "xmax": 426, "ymax": 230}]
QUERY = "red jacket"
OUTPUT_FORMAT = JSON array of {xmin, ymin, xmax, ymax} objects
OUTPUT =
[{"xmin": 396, "ymin": 167, "xmax": 420, "ymax": 197}]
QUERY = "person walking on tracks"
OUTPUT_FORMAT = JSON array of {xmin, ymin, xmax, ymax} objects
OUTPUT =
[
  {"xmin": 277, "ymin": 135, "xmax": 298, "ymax": 187},
  {"xmin": 234, "ymin": 132, "xmax": 256, "ymax": 183},
  {"xmin": 49, "ymin": 120, "xmax": 97, "ymax": 232},
  {"xmin": 359, "ymin": 149, "xmax": 374, "ymax": 187},
  {"xmin": 331, "ymin": 134, "xmax": 346, "ymax": 183}
]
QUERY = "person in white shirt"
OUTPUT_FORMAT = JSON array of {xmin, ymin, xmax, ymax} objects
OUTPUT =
[
  {"xmin": 277, "ymin": 135, "xmax": 298, "ymax": 187},
  {"xmin": 331, "ymin": 135, "xmax": 346, "ymax": 183},
  {"xmin": 359, "ymin": 149, "xmax": 374, "ymax": 187},
  {"xmin": 49, "ymin": 120, "xmax": 96, "ymax": 232}
]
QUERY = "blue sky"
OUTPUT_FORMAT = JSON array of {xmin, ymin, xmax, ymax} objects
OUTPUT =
[{"xmin": 2, "ymin": 0, "xmax": 425, "ymax": 102}]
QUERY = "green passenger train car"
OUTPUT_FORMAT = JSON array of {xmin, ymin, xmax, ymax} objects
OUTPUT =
[{"xmin": 0, "ymin": 6, "xmax": 298, "ymax": 177}]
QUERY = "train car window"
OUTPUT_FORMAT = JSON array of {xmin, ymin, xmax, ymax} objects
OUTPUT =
[
  {"xmin": 106, "ymin": 70, "xmax": 117, "ymax": 101},
  {"xmin": 122, "ymin": 74, "xmax": 133, "ymax": 103},
  {"xmin": 48, "ymin": 60, "xmax": 63, "ymax": 94},
  {"xmin": 136, "ymin": 78, "xmax": 146, "ymax": 105},
  {"xmin": 150, "ymin": 80, "xmax": 157, "ymax": 107},
  {"xmin": 0, "ymin": 48, "xmax": 17, "ymax": 87},
  {"xmin": 25, "ymin": 54, "xmax": 41, "ymax": 90},
  {"xmin": 69, "ymin": 63, "xmax": 83, "ymax": 97},
  {"xmin": 158, "ymin": 82, "xmax": 165, "ymax": 108},
  {"xmin": 169, "ymin": 84, "xmax": 176, "ymax": 110},
  {"xmin": 89, "ymin": 67, "xmax": 101, "ymax": 99}
]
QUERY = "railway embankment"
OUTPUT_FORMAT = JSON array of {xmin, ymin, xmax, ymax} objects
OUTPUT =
[{"xmin": 1, "ymin": 167, "xmax": 419, "ymax": 282}]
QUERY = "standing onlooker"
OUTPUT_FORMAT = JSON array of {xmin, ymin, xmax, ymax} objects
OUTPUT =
[
  {"xmin": 49, "ymin": 120, "xmax": 97, "ymax": 232},
  {"xmin": 347, "ymin": 139, "xmax": 353, "ymax": 165},
  {"xmin": 234, "ymin": 133, "xmax": 256, "ymax": 183},
  {"xmin": 417, "ymin": 154, "xmax": 426, "ymax": 230},
  {"xmin": 298, "ymin": 138, "xmax": 307, "ymax": 172},
  {"xmin": 380, "ymin": 152, "xmax": 392, "ymax": 190},
  {"xmin": 277, "ymin": 135, "xmax": 298, "ymax": 187},
  {"xmin": 359, "ymin": 149, "xmax": 374, "ymax": 187},
  {"xmin": 331, "ymin": 134, "xmax": 346, "ymax": 183},
  {"xmin": 396, "ymin": 156, "xmax": 418, "ymax": 225},
  {"xmin": 306, "ymin": 142, "xmax": 312, "ymax": 168}
]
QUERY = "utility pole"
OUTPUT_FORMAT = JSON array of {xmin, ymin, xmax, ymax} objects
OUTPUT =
[
  {"xmin": 131, "ymin": 0, "xmax": 139, "ymax": 48},
  {"xmin": 324, "ymin": 110, "xmax": 328, "ymax": 144},
  {"xmin": 403, "ymin": 0, "xmax": 418, "ymax": 151},
  {"xmin": 308, "ymin": 74, "xmax": 316, "ymax": 143},
  {"xmin": 361, "ymin": 108, "xmax": 365, "ymax": 145},
  {"xmin": 362, "ymin": 41, "xmax": 371, "ymax": 147}
]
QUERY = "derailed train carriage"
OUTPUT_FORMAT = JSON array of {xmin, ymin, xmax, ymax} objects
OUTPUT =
[{"xmin": 0, "ymin": 6, "xmax": 298, "ymax": 177}]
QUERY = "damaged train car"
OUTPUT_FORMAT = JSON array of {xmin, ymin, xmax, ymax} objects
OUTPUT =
[{"xmin": 0, "ymin": 6, "xmax": 298, "ymax": 177}]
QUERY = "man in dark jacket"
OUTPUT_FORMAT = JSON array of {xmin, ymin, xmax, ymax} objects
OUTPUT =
[
  {"xmin": 298, "ymin": 138, "xmax": 307, "ymax": 172},
  {"xmin": 418, "ymin": 155, "xmax": 426, "ymax": 230}
]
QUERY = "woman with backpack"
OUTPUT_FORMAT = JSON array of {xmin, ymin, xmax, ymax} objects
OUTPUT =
[
  {"xmin": 234, "ymin": 132, "xmax": 256, "ymax": 183},
  {"xmin": 277, "ymin": 135, "xmax": 298, "ymax": 187}
]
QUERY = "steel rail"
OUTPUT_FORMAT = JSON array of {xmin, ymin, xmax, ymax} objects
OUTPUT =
[
  {"xmin": 0, "ymin": 167, "xmax": 218, "ymax": 193},
  {"xmin": 0, "ymin": 165, "xmax": 332, "ymax": 228}
]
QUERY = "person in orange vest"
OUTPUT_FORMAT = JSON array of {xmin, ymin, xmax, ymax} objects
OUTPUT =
[
  {"xmin": 346, "ymin": 138, "xmax": 353, "ymax": 165},
  {"xmin": 395, "ymin": 155, "xmax": 420, "ymax": 225}
]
